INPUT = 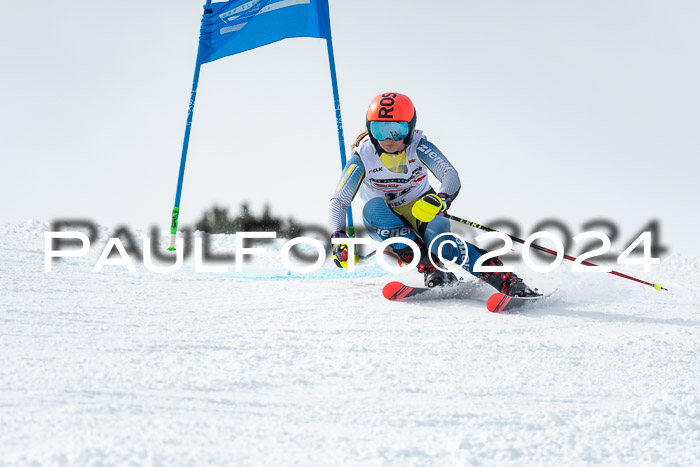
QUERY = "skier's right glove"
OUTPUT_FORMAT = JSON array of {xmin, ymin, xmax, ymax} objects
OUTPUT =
[{"xmin": 331, "ymin": 230, "xmax": 358, "ymax": 268}]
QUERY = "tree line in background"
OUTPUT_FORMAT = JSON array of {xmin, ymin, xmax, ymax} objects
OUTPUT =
[{"xmin": 195, "ymin": 203, "xmax": 303, "ymax": 238}]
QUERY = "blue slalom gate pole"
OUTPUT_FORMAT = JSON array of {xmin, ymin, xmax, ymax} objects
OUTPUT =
[
  {"xmin": 167, "ymin": 1, "xmax": 212, "ymax": 250},
  {"xmin": 325, "ymin": 36, "xmax": 355, "ymax": 237}
]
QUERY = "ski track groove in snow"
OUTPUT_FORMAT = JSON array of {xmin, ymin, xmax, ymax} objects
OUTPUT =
[{"xmin": 0, "ymin": 221, "xmax": 698, "ymax": 465}]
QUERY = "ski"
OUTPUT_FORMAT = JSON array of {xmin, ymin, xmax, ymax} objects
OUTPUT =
[
  {"xmin": 382, "ymin": 281, "xmax": 474, "ymax": 301},
  {"xmin": 383, "ymin": 281, "xmax": 554, "ymax": 313},
  {"xmin": 486, "ymin": 292, "xmax": 551, "ymax": 313}
]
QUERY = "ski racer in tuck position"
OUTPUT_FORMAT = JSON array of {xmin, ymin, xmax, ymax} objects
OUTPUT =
[{"xmin": 328, "ymin": 92, "xmax": 538, "ymax": 297}]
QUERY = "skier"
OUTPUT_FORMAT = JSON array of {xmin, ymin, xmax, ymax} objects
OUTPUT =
[{"xmin": 328, "ymin": 92, "xmax": 538, "ymax": 297}]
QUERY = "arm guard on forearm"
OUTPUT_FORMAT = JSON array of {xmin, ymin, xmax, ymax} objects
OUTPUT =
[{"xmin": 328, "ymin": 155, "xmax": 365, "ymax": 233}]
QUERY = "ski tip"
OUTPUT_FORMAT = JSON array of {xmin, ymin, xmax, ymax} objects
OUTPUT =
[
  {"xmin": 382, "ymin": 281, "xmax": 405, "ymax": 300},
  {"xmin": 486, "ymin": 293, "xmax": 511, "ymax": 313}
]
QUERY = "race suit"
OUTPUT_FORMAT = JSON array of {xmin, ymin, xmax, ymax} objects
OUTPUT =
[{"xmin": 328, "ymin": 129, "xmax": 485, "ymax": 275}]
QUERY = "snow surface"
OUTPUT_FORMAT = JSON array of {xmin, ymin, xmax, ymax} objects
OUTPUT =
[{"xmin": 1, "ymin": 221, "xmax": 698, "ymax": 466}]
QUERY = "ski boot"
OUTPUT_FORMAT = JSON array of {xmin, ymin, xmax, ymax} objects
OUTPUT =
[
  {"xmin": 477, "ymin": 257, "xmax": 540, "ymax": 297},
  {"xmin": 418, "ymin": 259, "xmax": 449, "ymax": 288},
  {"xmin": 393, "ymin": 243, "xmax": 455, "ymax": 288}
]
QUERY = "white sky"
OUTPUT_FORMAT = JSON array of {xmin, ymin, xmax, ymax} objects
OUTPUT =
[{"xmin": 1, "ymin": 1, "xmax": 698, "ymax": 255}]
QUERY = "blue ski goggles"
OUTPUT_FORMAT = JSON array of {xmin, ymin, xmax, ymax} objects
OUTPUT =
[{"xmin": 369, "ymin": 121, "xmax": 410, "ymax": 141}]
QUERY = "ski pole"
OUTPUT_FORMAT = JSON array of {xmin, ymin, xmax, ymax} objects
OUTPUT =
[
  {"xmin": 359, "ymin": 250, "xmax": 377, "ymax": 261},
  {"xmin": 357, "ymin": 249, "xmax": 401, "ymax": 261},
  {"xmin": 441, "ymin": 213, "xmax": 667, "ymax": 292}
]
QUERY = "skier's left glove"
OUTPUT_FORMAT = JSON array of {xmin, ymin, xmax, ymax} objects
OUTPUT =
[
  {"xmin": 331, "ymin": 230, "xmax": 359, "ymax": 268},
  {"xmin": 412, "ymin": 192, "xmax": 452, "ymax": 223}
]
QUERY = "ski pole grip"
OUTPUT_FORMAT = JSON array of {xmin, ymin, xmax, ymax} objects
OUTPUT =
[{"xmin": 167, "ymin": 234, "xmax": 178, "ymax": 251}]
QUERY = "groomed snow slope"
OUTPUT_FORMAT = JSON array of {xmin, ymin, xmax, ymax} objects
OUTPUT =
[{"xmin": 1, "ymin": 221, "xmax": 698, "ymax": 465}]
